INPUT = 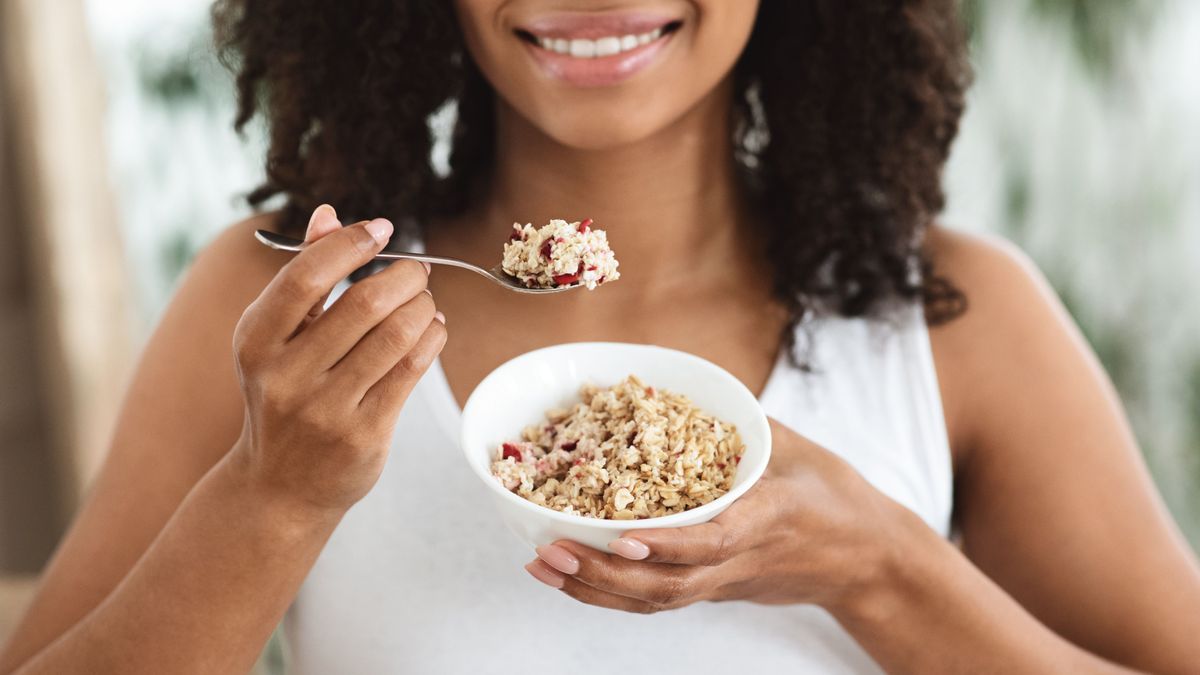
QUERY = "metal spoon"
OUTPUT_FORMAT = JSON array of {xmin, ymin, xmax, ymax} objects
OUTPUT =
[{"xmin": 254, "ymin": 230, "xmax": 581, "ymax": 295}]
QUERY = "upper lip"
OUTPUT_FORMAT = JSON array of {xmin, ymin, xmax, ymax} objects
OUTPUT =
[{"xmin": 516, "ymin": 11, "xmax": 680, "ymax": 40}]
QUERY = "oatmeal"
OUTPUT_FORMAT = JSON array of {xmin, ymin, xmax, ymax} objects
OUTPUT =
[
  {"xmin": 489, "ymin": 375, "xmax": 743, "ymax": 520},
  {"xmin": 501, "ymin": 219, "xmax": 620, "ymax": 290}
]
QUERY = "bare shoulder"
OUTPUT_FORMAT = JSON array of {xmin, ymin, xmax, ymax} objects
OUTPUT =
[
  {"xmin": 923, "ymin": 226, "xmax": 1099, "ymax": 459},
  {"xmin": 925, "ymin": 225, "xmax": 1059, "ymax": 324},
  {"xmin": 184, "ymin": 211, "xmax": 293, "ymax": 302}
]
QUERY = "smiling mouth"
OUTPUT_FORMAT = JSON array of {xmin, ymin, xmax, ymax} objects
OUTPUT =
[{"xmin": 514, "ymin": 21, "xmax": 683, "ymax": 59}]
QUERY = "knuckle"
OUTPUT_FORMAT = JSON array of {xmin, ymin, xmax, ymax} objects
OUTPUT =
[
  {"xmin": 335, "ymin": 225, "xmax": 377, "ymax": 256},
  {"xmin": 381, "ymin": 315, "xmax": 423, "ymax": 354},
  {"xmin": 701, "ymin": 527, "xmax": 739, "ymax": 566},
  {"xmin": 394, "ymin": 346, "xmax": 430, "ymax": 377},
  {"xmin": 293, "ymin": 399, "xmax": 325, "ymax": 428},
  {"xmin": 277, "ymin": 266, "xmax": 321, "ymax": 300},
  {"xmin": 343, "ymin": 425, "xmax": 381, "ymax": 454},
  {"xmin": 232, "ymin": 326, "xmax": 260, "ymax": 368},
  {"xmin": 651, "ymin": 574, "xmax": 690, "ymax": 606},
  {"xmin": 258, "ymin": 387, "xmax": 294, "ymax": 420},
  {"xmin": 347, "ymin": 283, "xmax": 394, "ymax": 318}
]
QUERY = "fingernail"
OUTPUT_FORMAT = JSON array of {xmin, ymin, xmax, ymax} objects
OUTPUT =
[
  {"xmin": 306, "ymin": 204, "xmax": 336, "ymax": 238},
  {"xmin": 434, "ymin": 311, "xmax": 446, "ymax": 325},
  {"xmin": 364, "ymin": 218, "xmax": 393, "ymax": 244},
  {"xmin": 421, "ymin": 261, "xmax": 432, "ymax": 275},
  {"xmin": 525, "ymin": 561, "xmax": 565, "ymax": 589},
  {"xmin": 609, "ymin": 538, "xmax": 650, "ymax": 560},
  {"xmin": 536, "ymin": 545, "xmax": 580, "ymax": 575}
]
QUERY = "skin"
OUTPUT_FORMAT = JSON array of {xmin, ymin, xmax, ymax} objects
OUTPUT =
[{"xmin": 3, "ymin": 0, "xmax": 1199, "ymax": 673}]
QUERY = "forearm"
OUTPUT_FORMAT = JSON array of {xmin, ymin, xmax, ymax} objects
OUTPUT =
[
  {"xmin": 828, "ymin": 520, "xmax": 1137, "ymax": 675},
  {"xmin": 12, "ymin": 451, "xmax": 342, "ymax": 675}
]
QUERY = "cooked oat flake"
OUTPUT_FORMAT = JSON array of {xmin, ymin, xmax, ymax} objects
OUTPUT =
[
  {"xmin": 489, "ymin": 375, "xmax": 743, "ymax": 520},
  {"xmin": 501, "ymin": 219, "xmax": 620, "ymax": 290}
]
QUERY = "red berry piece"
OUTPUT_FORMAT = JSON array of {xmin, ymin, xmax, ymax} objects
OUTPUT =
[
  {"xmin": 734, "ymin": 455, "xmax": 742, "ymax": 465},
  {"xmin": 561, "ymin": 440, "xmax": 577, "ymax": 451},
  {"xmin": 539, "ymin": 240, "xmax": 553, "ymax": 259},
  {"xmin": 717, "ymin": 463, "xmax": 726, "ymax": 470},
  {"xmin": 552, "ymin": 262, "xmax": 584, "ymax": 287},
  {"xmin": 577, "ymin": 218, "xmax": 592, "ymax": 233},
  {"xmin": 501, "ymin": 443, "xmax": 523, "ymax": 462},
  {"xmin": 509, "ymin": 225, "xmax": 523, "ymax": 241}
]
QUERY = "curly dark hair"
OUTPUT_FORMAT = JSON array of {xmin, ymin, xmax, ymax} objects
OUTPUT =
[{"xmin": 213, "ymin": 0, "xmax": 969, "ymax": 358}]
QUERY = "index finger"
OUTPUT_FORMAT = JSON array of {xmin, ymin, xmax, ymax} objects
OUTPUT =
[{"xmin": 247, "ymin": 218, "xmax": 393, "ymax": 343}]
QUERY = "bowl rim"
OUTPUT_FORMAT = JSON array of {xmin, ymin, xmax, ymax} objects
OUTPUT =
[{"xmin": 459, "ymin": 341, "xmax": 772, "ymax": 530}]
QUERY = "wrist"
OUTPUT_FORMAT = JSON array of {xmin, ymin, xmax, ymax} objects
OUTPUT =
[
  {"xmin": 824, "ymin": 503, "xmax": 949, "ymax": 629},
  {"xmin": 220, "ymin": 442, "xmax": 348, "ymax": 532}
]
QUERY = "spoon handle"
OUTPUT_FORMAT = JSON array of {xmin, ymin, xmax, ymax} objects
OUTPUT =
[{"xmin": 254, "ymin": 229, "xmax": 491, "ymax": 275}]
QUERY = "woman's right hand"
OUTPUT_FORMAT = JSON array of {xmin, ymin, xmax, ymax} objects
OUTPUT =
[{"xmin": 229, "ymin": 204, "xmax": 447, "ymax": 515}]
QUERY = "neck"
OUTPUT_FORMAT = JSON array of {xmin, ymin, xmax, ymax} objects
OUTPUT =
[{"xmin": 458, "ymin": 78, "xmax": 754, "ymax": 289}]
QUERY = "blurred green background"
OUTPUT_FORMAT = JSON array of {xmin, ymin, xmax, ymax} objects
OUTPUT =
[{"xmin": 81, "ymin": 0, "xmax": 1199, "ymax": 547}]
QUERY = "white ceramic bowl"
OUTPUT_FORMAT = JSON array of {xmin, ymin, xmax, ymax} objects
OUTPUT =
[{"xmin": 460, "ymin": 342, "xmax": 772, "ymax": 551}]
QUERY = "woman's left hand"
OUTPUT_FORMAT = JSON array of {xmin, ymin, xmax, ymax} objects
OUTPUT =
[{"xmin": 524, "ymin": 418, "xmax": 926, "ymax": 614}]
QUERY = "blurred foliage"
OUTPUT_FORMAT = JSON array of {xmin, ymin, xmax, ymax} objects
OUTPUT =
[
  {"xmin": 963, "ymin": 0, "xmax": 1162, "ymax": 77},
  {"xmin": 134, "ymin": 35, "xmax": 224, "ymax": 110},
  {"xmin": 140, "ymin": 54, "xmax": 202, "ymax": 103},
  {"xmin": 161, "ymin": 230, "xmax": 201, "ymax": 284}
]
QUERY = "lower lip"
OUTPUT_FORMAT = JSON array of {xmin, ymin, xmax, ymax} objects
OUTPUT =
[{"xmin": 523, "ymin": 33, "xmax": 674, "ymax": 88}]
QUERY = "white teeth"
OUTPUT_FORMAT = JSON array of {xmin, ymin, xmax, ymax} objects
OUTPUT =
[
  {"xmin": 594, "ymin": 36, "xmax": 621, "ymax": 57},
  {"xmin": 533, "ymin": 26, "xmax": 670, "ymax": 58},
  {"xmin": 569, "ymin": 39, "xmax": 596, "ymax": 58}
]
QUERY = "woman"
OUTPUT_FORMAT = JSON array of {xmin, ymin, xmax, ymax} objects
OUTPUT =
[{"xmin": 3, "ymin": 0, "xmax": 1199, "ymax": 672}]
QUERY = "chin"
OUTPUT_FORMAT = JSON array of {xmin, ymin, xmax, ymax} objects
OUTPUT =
[{"xmin": 521, "ymin": 98, "xmax": 674, "ymax": 151}]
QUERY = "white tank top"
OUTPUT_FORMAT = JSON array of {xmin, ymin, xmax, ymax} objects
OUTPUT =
[{"xmin": 283, "ymin": 282, "xmax": 953, "ymax": 674}]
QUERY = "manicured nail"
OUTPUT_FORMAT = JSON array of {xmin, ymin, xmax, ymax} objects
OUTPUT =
[
  {"xmin": 525, "ymin": 561, "xmax": 565, "ymax": 589},
  {"xmin": 434, "ymin": 311, "xmax": 446, "ymax": 325},
  {"xmin": 609, "ymin": 537, "xmax": 650, "ymax": 560},
  {"xmin": 364, "ymin": 218, "xmax": 393, "ymax": 244},
  {"xmin": 306, "ymin": 204, "xmax": 336, "ymax": 239},
  {"xmin": 421, "ymin": 261, "xmax": 432, "ymax": 275},
  {"xmin": 536, "ymin": 545, "xmax": 580, "ymax": 575}
]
